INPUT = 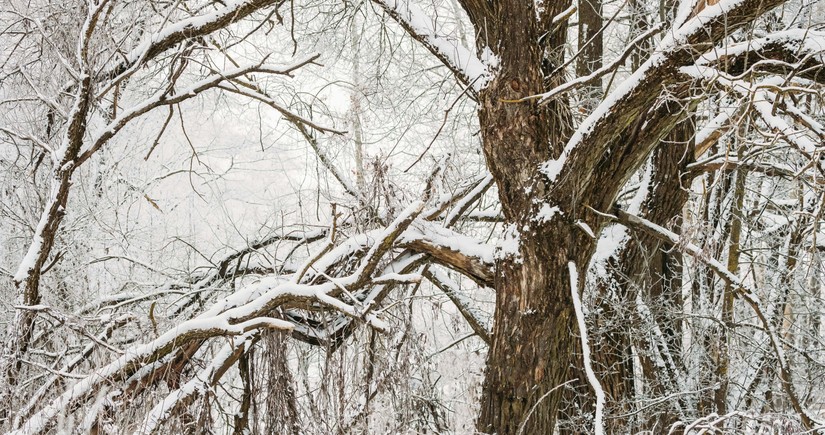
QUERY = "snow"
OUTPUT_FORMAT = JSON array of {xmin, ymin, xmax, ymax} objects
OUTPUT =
[
  {"xmin": 534, "ymin": 202, "xmax": 561, "ymax": 223},
  {"xmin": 378, "ymin": 0, "xmax": 492, "ymax": 91},
  {"xmin": 591, "ymin": 225, "xmax": 627, "ymax": 278},
  {"xmin": 635, "ymin": 291, "xmax": 687, "ymax": 395},
  {"xmin": 444, "ymin": 173, "xmax": 494, "ymax": 225},
  {"xmin": 616, "ymin": 208, "xmax": 821, "ymax": 426},
  {"xmin": 590, "ymin": 158, "xmax": 653, "ymax": 278},
  {"xmin": 628, "ymin": 160, "xmax": 652, "ymax": 215},
  {"xmin": 495, "ymin": 224, "xmax": 521, "ymax": 261},
  {"xmin": 371, "ymin": 272, "xmax": 422, "ymax": 284},
  {"xmin": 695, "ymin": 107, "xmax": 735, "ymax": 147},
  {"xmin": 13, "ymin": 188, "xmax": 58, "ymax": 283},
  {"xmin": 479, "ymin": 46, "xmax": 500, "ymax": 71},
  {"xmin": 402, "ymin": 221, "xmax": 496, "ymax": 265},
  {"xmin": 784, "ymin": 101, "xmax": 825, "ymax": 138},
  {"xmin": 136, "ymin": 335, "xmax": 255, "ymax": 435},
  {"xmin": 568, "ymin": 262, "xmax": 605, "ymax": 435},
  {"xmin": 429, "ymin": 268, "xmax": 490, "ymax": 335},
  {"xmin": 697, "ymin": 29, "xmax": 825, "ymax": 65},
  {"xmin": 540, "ymin": 153, "xmax": 567, "ymax": 182},
  {"xmin": 551, "ymin": 4, "xmax": 577, "ymax": 24},
  {"xmin": 541, "ymin": 0, "xmax": 767, "ymax": 183},
  {"xmin": 683, "ymin": 65, "xmax": 820, "ymax": 155},
  {"xmin": 541, "ymin": 54, "xmax": 662, "ymax": 182},
  {"xmin": 750, "ymin": 92, "xmax": 818, "ymax": 154},
  {"xmin": 127, "ymin": 0, "xmax": 261, "ymax": 65},
  {"xmin": 13, "ymin": 231, "xmax": 44, "ymax": 283},
  {"xmin": 13, "ymin": 276, "xmax": 343, "ymax": 434},
  {"xmin": 575, "ymin": 221, "xmax": 596, "ymax": 239},
  {"xmin": 661, "ymin": 0, "xmax": 752, "ymax": 49}
]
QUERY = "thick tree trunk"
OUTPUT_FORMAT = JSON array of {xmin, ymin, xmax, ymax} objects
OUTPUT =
[
  {"xmin": 473, "ymin": 3, "xmax": 586, "ymax": 433},
  {"xmin": 479, "ymin": 223, "xmax": 595, "ymax": 434},
  {"xmin": 466, "ymin": 0, "xmax": 782, "ymax": 430}
]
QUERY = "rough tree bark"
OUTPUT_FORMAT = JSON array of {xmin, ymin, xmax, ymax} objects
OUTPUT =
[
  {"xmin": 473, "ymin": 2, "xmax": 581, "ymax": 433},
  {"xmin": 464, "ymin": 0, "xmax": 790, "ymax": 432},
  {"xmin": 8, "ymin": 0, "xmax": 818, "ymax": 431}
]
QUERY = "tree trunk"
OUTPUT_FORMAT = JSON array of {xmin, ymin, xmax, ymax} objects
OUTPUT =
[
  {"xmin": 479, "ymin": 221, "xmax": 596, "ymax": 433},
  {"xmin": 473, "ymin": 3, "xmax": 588, "ymax": 432}
]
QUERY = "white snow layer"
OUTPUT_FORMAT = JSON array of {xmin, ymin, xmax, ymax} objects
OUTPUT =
[{"xmin": 569, "ymin": 262, "xmax": 606, "ymax": 435}]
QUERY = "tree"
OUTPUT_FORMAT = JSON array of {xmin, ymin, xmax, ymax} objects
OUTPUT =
[{"xmin": 1, "ymin": 0, "xmax": 824, "ymax": 433}]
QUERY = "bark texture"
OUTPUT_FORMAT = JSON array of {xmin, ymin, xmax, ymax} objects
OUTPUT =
[{"xmin": 466, "ymin": 0, "xmax": 787, "ymax": 430}]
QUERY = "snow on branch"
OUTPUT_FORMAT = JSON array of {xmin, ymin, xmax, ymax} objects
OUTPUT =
[
  {"xmin": 611, "ymin": 207, "xmax": 822, "ymax": 430},
  {"xmin": 136, "ymin": 334, "xmax": 257, "ymax": 435},
  {"xmin": 694, "ymin": 105, "xmax": 740, "ymax": 158},
  {"xmin": 528, "ymin": 24, "xmax": 664, "ymax": 104},
  {"xmin": 98, "ymin": 0, "xmax": 287, "ymax": 91},
  {"xmin": 684, "ymin": 65, "xmax": 822, "ymax": 160},
  {"xmin": 400, "ymin": 220, "xmax": 495, "ymax": 286},
  {"xmin": 13, "ymin": 276, "xmax": 376, "ymax": 433},
  {"xmin": 696, "ymin": 29, "xmax": 825, "ymax": 84},
  {"xmin": 15, "ymin": 205, "xmax": 435, "ymax": 433},
  {"xmin": 568, "ymin": 262, "xmax": 605, "ymax": 435},
  {"xmin": 542, "ymin": 0, "xmax": 789, "ymax": 184},
  {"xmin": 426, "ymin": 173, "xmax": 494, "ymax": 224},
  {"xmin": 373, "ymin": 0, "xmax": 493, "ymax": 93},
  {"xmin": 14, "ymin": 176, "xmax": 499, "ymax": 432}
]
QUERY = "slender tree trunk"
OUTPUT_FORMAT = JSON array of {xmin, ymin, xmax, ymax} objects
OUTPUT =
[
  {"xmin": 577, "ymin": 0, "xmax": 603, "ymax": 110},
  {"xmin": 595, "ymin": 122, "xmax": 694, "ymax": 432},
  {"xmin": 715, "ymin": 155, "xmax": 747, "ymax": 415}
]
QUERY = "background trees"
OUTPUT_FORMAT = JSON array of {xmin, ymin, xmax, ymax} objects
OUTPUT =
[{"xmin": 0, "ymin": 0, "xmax": 824, "ymax": 433}]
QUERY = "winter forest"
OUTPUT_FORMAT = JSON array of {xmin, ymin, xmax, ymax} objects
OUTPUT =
[{"xmin": 1, "ymin": 0, "xmax": 824, "ymax": 432}]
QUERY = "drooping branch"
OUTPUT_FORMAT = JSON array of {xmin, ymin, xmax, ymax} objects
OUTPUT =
[
  {"xmin": 135, "ymin": 334, "xmax": 261, "ymax": 434},
  {"xmin": 13, "ymin": 191, "xmax": 452, "ymax": 433}
]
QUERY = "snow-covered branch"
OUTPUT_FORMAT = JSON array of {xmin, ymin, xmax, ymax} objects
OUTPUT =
[
  {"xmin": 612, "ymin": 207, "xmax": 821, "ymax": 430},
  {"xmin": 543, "ymin": 0, "xmax": 790, "ymax": 186},
  {"xmin": 96, "ymin": 0, "xmax": 288, "ymax": 92},
  {"xmin": 372, "ymin": 0, "xmax": 493, "ymax": 93},
  {"xmin": 568, "ymin": 262, "xmax": 605, "ymax": 435}
]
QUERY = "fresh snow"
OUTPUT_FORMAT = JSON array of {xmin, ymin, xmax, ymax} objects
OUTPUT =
[
  {"xmin": 496, "ymin": 224, "xmax": 522, "ymax": 262},
  {"xmin": 569, "ymin": 262, "xmax": 606, "ymax": 435},
  {"xmin": 534, "ymin": 202, "xmax": 561, "ymax": 223},
  {"xmin": 378, "ymin": 0, "xmax": 493, "ymax": 91},
  {"xmin": 543, "ymin": 0, "xmax": 762, "ymax": 184}
]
